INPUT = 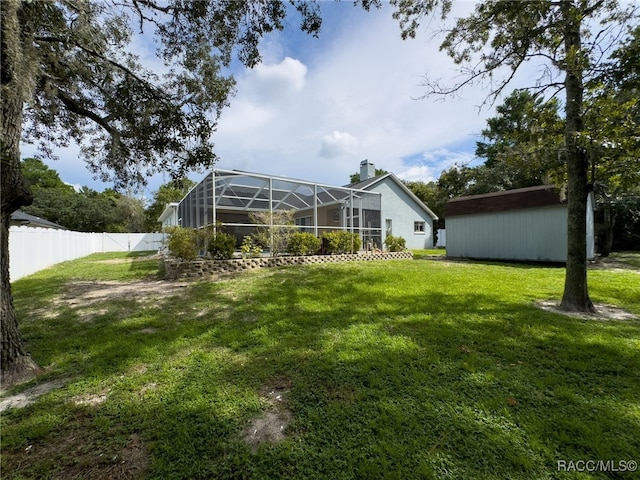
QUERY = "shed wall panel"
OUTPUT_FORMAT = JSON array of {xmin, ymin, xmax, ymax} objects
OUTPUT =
[{"xmin": 446, "ymin": 206, "xmax": 568, "ymax": 262}]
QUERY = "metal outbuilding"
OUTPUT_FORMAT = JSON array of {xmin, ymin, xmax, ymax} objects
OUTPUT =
[{"xmin": 443, "ymin": 185, "xmax": 595, "ymax": 262}]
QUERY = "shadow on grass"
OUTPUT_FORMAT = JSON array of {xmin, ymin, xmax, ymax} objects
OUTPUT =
[
  {"xmin": 5, "ymin": 262, "xmax": 640, "ymax": 479},
  {"xmin": 123, "ymin": 250, "xmax": 163, "ymax": 277}
]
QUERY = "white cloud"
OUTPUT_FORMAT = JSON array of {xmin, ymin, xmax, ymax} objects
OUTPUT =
[
  {"xmin": 25, "ymin": 1, "xmax": 544, "ymax": 195},
  {"xmin": 395, "ymin": 149, "xmax": 476, "ymax": 183},
  {"xmin": 216, "ymin": 100, "xmax": 274, "ymax": 135},
  {"xmin": 421, "ymin": 148, "xmax": 476, "ymax": 168},
  {"xmin": 319, "ymin": 130, "xmax": 360, "ymax": 158},
  {"xmin": 250, "ymin": 57, "xmax": 307, "ymax": 98},
  {"xmin": 396, "ymin": 165, "xmax": 436, "ymax": 183}
]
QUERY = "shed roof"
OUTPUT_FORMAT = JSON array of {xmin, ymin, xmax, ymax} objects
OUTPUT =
[{"xmin": 443, "ymin": 185, "xmax": 564, "ymax": 217}]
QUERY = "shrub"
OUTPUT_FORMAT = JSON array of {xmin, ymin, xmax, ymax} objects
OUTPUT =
[
  {"xmin": 208, "ymin": 232, "xmax": 237, "ymax": 259},
  {"xmin": 287, "ymin": 232, "xmax": 321, "ymax": 256},
  {"xmin": 384, "ymin": 235, "xmax": 406, "ymax": 252},
  {"xmin": 195, "ymin": 225, "xmax": 215, "ymax": 254},
  {"xmin": 249, "ymin": 210, "xmax": 296, "ymax": 256},
  {"xmin": 241, "ymin": 236, "xmax": 263, "ymax": 258},
  {"xmin": 323, "ymin": 231, "xmax": 361, "ymax": 254},
  {"xmin": 165, "ymin": 226, "xmax": 198, "ymax": 260}
]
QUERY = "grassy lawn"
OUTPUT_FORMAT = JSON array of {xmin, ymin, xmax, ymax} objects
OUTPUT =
[
  {"xmin": 2, "ymin": 252, "xmax": 639, "ymax": 479},
  {"xmin": 607, "ymin": 251, "xmax": 640, "ymax": 269},
  {"xmin": 411, "ymin": 248, "xmax": 446, "ymax": 260}
]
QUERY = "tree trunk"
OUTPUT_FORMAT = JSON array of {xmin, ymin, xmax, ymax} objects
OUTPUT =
[
  {"xmin": 1, "ymin": 0, "xmax": 39, "ymax": 389},
  {"xmin": 559, "ymin": 1, "xmax": 595, "ymax": 313},
  {"xmin": 1, "ymin": 215, "xmax": 40, "ymax": 389},
  {"xmin": 599, "ymin": 207, "xmax": 615, "ymax": 258}
]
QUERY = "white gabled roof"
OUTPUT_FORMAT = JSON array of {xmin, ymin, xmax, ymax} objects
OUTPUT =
[{"xmin": 349, "ymin": 173, "xmax": 438, "ymax": 220}]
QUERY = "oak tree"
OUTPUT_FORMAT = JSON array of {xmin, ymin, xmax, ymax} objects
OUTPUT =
[
  {"xmin": 389, "ymin": 0, "xmax": 638, "ymax": 312},
  {"xmin": 1, "ymin": 0, "xmax": 321, "ymax": 388}
]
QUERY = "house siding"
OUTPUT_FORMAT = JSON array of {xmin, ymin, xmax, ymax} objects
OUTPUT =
[
  {"xmin": 158, "ymin": 204, "xmax": 179, "ymax": 229},
  {"xmin": 365, "ymin": 179, "xmax": 435, "ymax": 250}
]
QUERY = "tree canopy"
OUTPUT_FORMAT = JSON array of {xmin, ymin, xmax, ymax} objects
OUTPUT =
[
  {"xmin": 143, "ymin": 178, "xmax": 196, "ymax": 232},
  {"xmin": 474, "ymin": 90, "xmax": 564, "ymax": 192},
  {"xmin": 389, "ymin": 0, "xmax": 638, "ymax": 313},
  {"xmin": 9, "ymin": 1, "xmax": 321, "ymax": 189},
  {"xmin": 21, "ymin": 157, "xmax": 75, "ymax": 194},
  {"xmin": 1, "ymin": 0, "xmax": 323, "ymax": 388},
  {"xmin": 19, "ymin": 158, "xmax": 156, "ymax": 232}
]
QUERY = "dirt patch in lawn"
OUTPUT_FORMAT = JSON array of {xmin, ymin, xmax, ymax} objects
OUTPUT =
[
  {"xmin": 72, "ymin": 389, "xmax": 111, "ymax": 407},
  {"xmin": 34, "ymin": 279, "xmax": 192, "ymax": 324},
  {"xmin": 0, "ymin": 378, "xmax": 68, "ymax": 411},
  {"xmin": 55, "ymin": 280, "xmax": 191, "ymax": 308},
  {"xmin": 535, "ymin": 301, "xmax": 638, "ymax": 321},
  {"xmin": 95, "ymin": 254, "xmax": 159, "ymax": 265},
  {"xmin": 589, "ymin": 254, "xmax": 640, "ymax": 273},
  {"xmin": 242, "ymin": 376, "xmax": 294, "ymax": 452},
  {"xmin": 6, "ymin": 429, "xmax": 150, "ymax": 480}
]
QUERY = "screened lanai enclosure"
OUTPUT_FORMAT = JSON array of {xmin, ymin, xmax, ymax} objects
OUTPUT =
[{"xmin": 177, "ymin": 169, "xmax": 383, "ymax": 251}]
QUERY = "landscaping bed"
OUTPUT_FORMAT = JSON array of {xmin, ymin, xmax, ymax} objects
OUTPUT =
[{"xmin": 161, "ymin": 251, "xmax": 413, "ymax": 279}]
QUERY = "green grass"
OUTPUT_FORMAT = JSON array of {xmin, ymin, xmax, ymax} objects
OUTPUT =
[
  {"xmin": 2, "ymin": 252, "xmax": 639, "ymax": 479},
  {"xmin": 412, "ymin": 248, "xmax": 446, "ymax": 259},
  {"xmin": 608, "ymin": 251, "xmax": 640, "ymax": 269}
]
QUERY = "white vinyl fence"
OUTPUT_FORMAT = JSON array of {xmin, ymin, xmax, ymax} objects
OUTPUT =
[{"xmin": 9, "ymin": 226, "xmax": 166, "ymax": 281}]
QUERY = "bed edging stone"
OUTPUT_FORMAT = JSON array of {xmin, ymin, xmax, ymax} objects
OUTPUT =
[{"xmin": 161, "ymin": 251, "xmax": 413, "ymax": 280}]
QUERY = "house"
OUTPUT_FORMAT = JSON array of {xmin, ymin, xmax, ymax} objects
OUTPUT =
[
  {"xmin": 157, "ymin": 202, "xmax": 180, "ymax": 230},
  {"xmin": 170, "ymin": 161, "xmax": 438, "ymax": 251},
  {"xmin": 172, "ymin": 168, "xmax": 384, "ymax": 249},
  {"xmin": 10, "ymin": 210, "xmax": 68, "ymax": 230},
  {"xmin": 348, "ymin": 160, "xmax": 438, "ymax": 250},
  {"xmin": 443, "ymin": 185, "xmax": 595, "ymax": 262}
]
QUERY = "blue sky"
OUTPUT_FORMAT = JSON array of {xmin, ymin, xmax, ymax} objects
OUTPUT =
[{"xmin": 22, "ymin": 1, "xmax": 534, "ymax": 198}]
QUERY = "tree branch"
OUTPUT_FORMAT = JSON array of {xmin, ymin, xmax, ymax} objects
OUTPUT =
[
  {"xmin": 56, "ymin": 89, "xmax": 121, "ymax": 149},
  {"xmin": 34, "ymin": 35, "xmax": 169, "ymax": 100},
  {"xmin": 581, "ymin": 0, "xmax": 606, "ymax": 20},
  {"xmin": 129, "ymin": 0, "xmax": 172, "ymax": 33}
]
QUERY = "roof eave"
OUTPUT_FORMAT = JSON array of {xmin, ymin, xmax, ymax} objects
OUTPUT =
[{"xmin": 361, "ymin": 173, "xmax": 439, "ymax": 220}]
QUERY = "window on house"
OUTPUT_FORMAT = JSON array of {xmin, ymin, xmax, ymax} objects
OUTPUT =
[
  {"xmin": 385, "ymin": 219, "xmax": 392, "ymax": 236},
  {"xmin": 414, "ymin": 221, "xmax": 425, "ymax": 234},
  {"xmin": 296, "ymin": 216, "xmax": 313, "ymax": 233}
]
